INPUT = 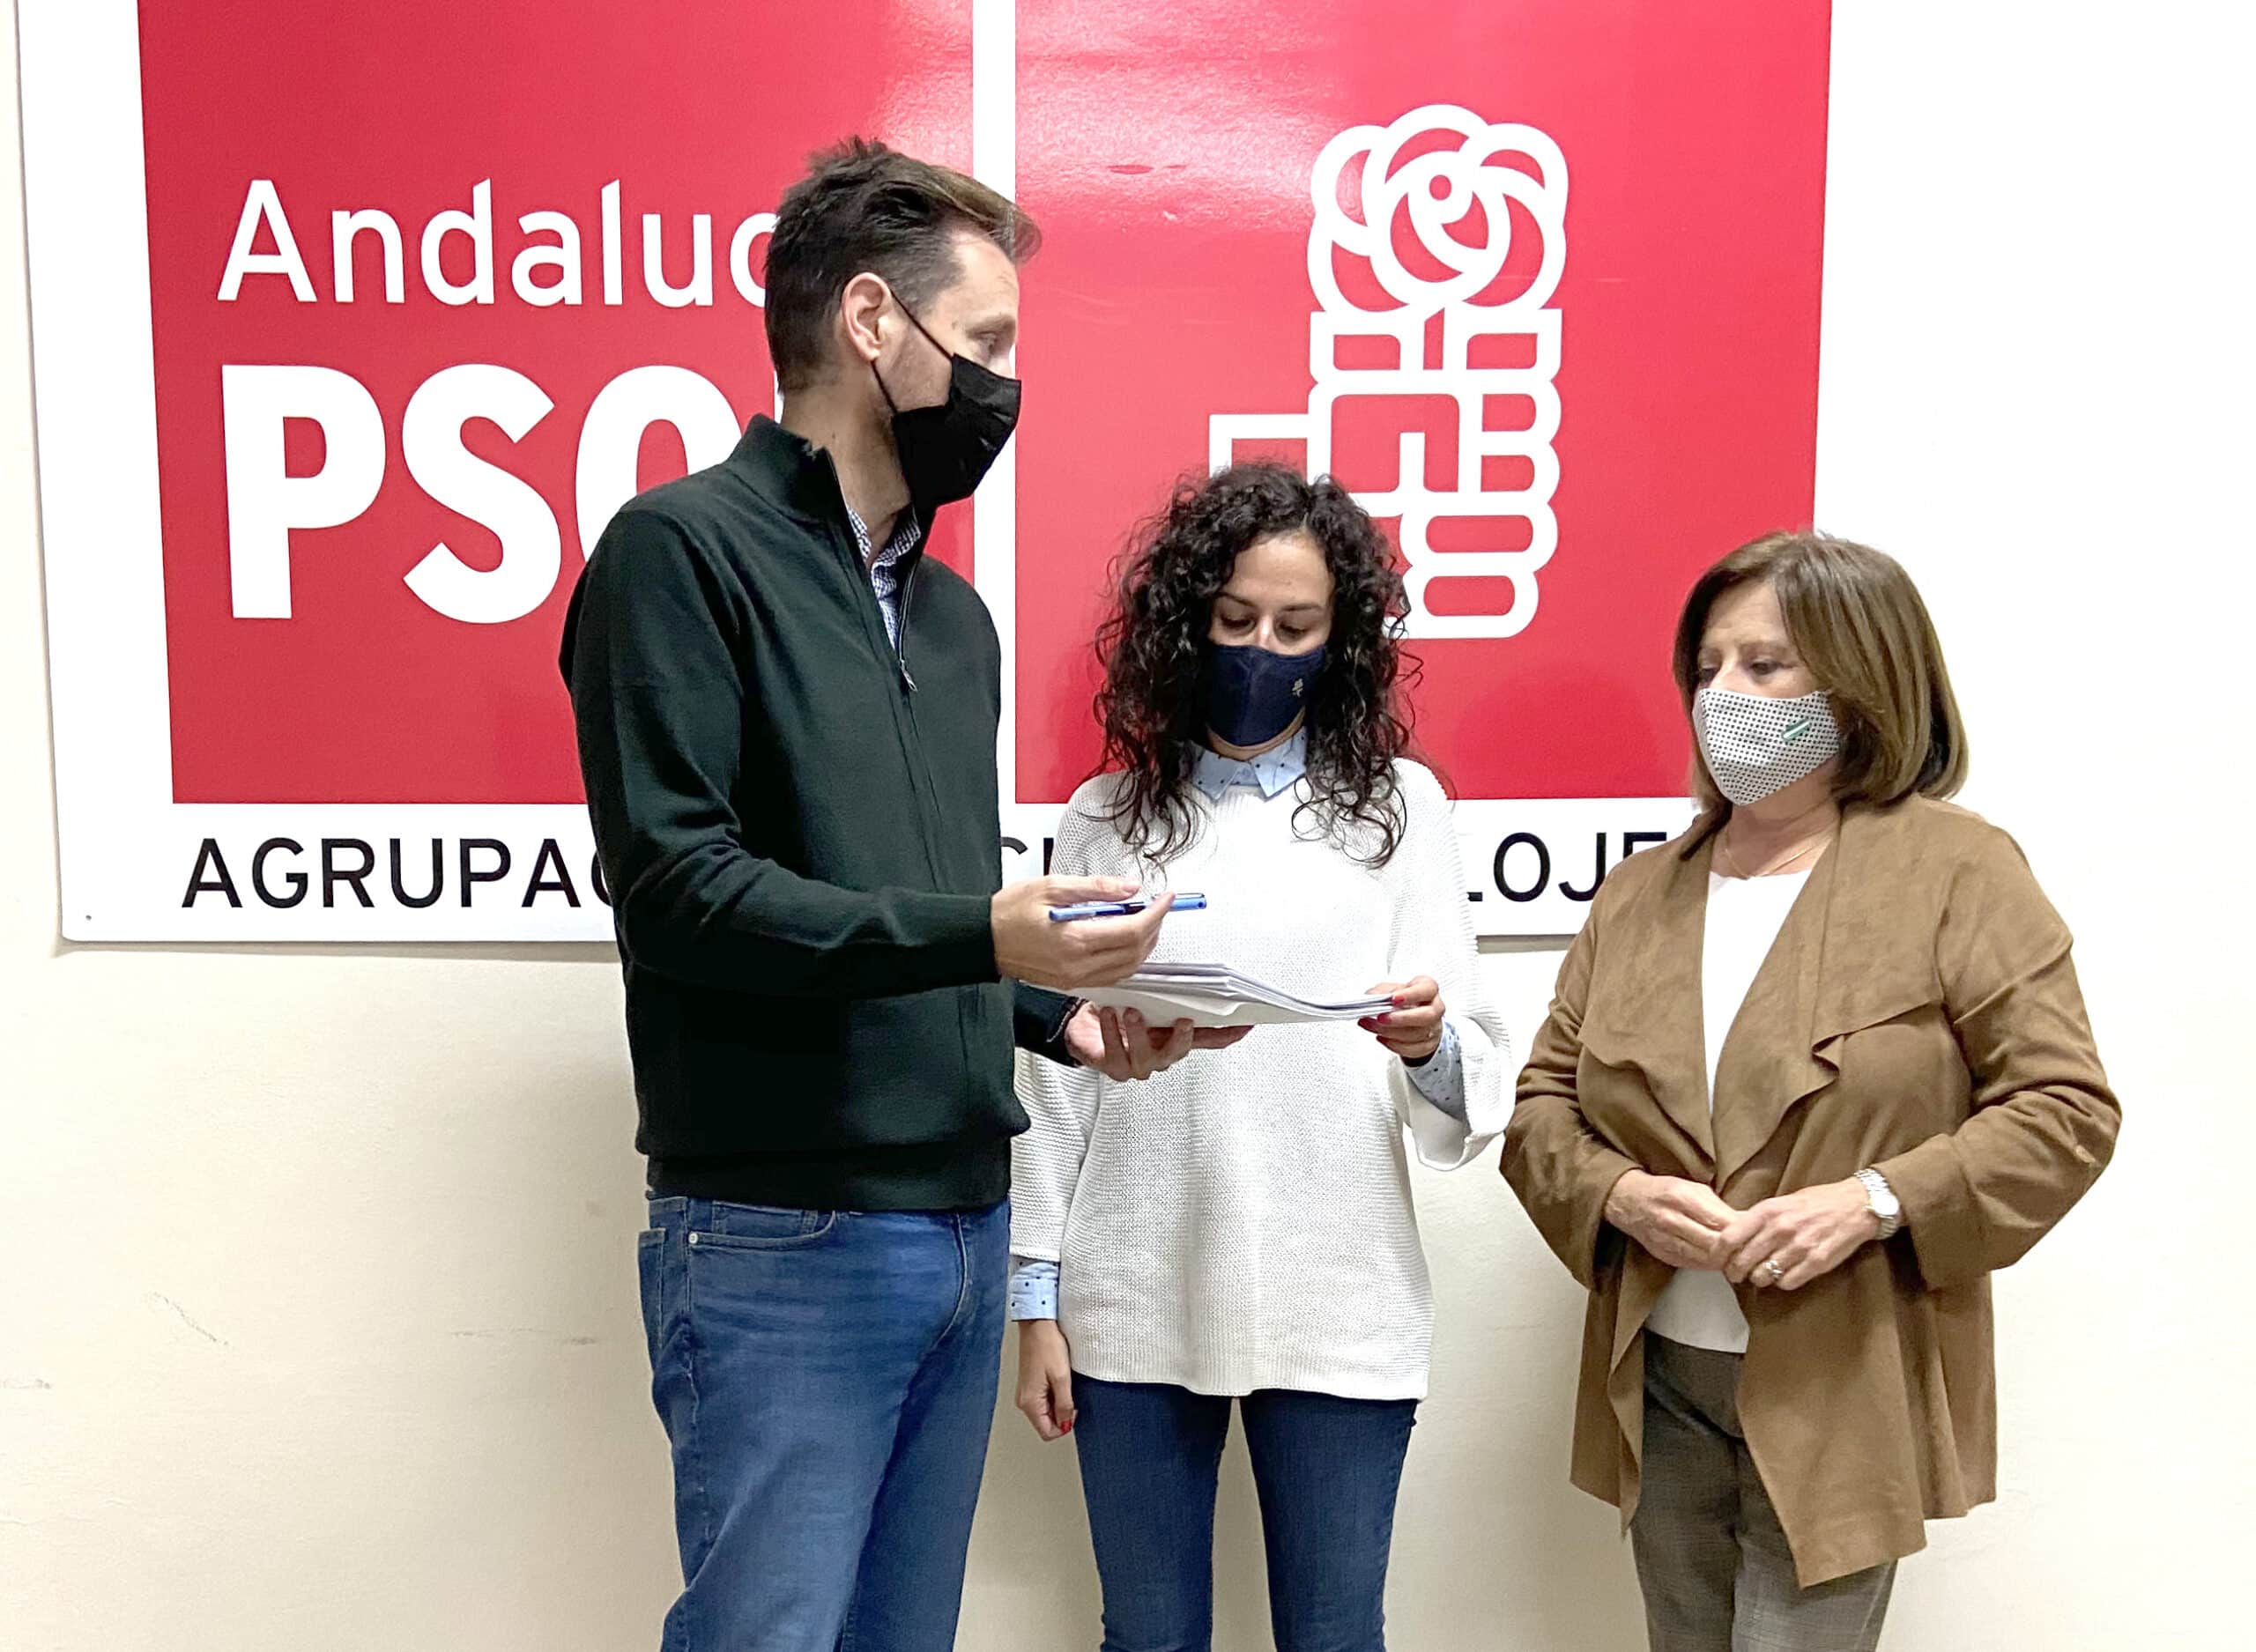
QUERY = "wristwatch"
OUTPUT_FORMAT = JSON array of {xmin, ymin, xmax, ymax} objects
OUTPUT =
[{"xmin": 1854, "ymin": 1167, "xmax": 1903, "ymax": 1240}]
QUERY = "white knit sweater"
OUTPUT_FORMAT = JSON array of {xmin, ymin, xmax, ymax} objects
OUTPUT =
[{"xmin": 1011, "ymin": 760, "xmax": 1510, "ymax": 1401}]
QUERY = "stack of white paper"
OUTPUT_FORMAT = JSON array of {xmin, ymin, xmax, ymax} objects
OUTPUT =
[{"xmin": 1079, "ymin": 962, "xmax": 1392, "ymax": 1028}]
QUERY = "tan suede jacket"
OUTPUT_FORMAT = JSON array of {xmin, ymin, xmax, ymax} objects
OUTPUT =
[{"xmin": 1503, "ymin": 796, "xmax": 2119, "ymax": 1585}]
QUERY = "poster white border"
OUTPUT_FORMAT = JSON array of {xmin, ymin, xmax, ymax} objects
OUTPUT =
[{"xmin": 23, "ymin": 0, "xmax": 1700, "ymax": 943}]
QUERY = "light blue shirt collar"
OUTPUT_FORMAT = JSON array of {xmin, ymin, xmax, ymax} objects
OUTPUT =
[{"xmin": 1191, "ymin": 728, "xmax": 1308, "ymax": 802}]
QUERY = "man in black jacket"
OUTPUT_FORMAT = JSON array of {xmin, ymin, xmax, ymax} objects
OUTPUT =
[{"xmin": 562, "ymin": 140, "xmax": 1217, "ymax": 1652}]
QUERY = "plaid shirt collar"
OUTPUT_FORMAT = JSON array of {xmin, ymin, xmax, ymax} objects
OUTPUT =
[
  {"xmin": 844, "ymin": 504, "xmax": 923, "ymax": 571},
  {"xmin": 843, "ymin": 505, "xmax": 924, "ymax": 654}
]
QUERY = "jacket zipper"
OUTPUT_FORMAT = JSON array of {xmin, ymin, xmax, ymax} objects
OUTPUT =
[
  {"xmin": 888, "ymin": 548, "xmax": 984, "ymax": 1093},
  {"xmin": 822, "ymin": 496, "xmax": 948, "ymax": 885},
  {"xmin": 893, "ymin": 555, "xmax": 954, "ymax": 858},
  {"xmin": 830, "ymin": 502, "xmax": 985, "ymax": 1092},
  {"xmin": 895, "ymin": 555, "xmax": 920, "ymax": 694}
]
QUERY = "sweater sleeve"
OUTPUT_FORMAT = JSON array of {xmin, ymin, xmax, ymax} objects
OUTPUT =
[
  {"xmin": 561, "ymin": 508, "xmax": 998, "ymax": 999},
  {"xmin": 1384, "ymin": 767, "xmax": 1511, "ymax": 1170},
  {"xmin": 1873, "ymin": 825, "xmax": 2120, "ymax": 1290},
  {"xmin": 1009, "ymin": 795, "xmax": 1109, "ymax": 1264}
]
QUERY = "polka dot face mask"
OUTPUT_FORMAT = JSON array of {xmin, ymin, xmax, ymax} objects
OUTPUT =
[{"xmin": 1692, "ymin": 686, "xmax": 1844, "ymax": 807}]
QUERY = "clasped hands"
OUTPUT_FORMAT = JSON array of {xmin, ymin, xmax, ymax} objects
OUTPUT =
[{"xmin": 1603, "ymin": 1169, "xmax": 1881, "ymax": 1291}]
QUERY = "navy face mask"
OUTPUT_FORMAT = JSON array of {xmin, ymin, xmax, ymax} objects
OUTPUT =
[{"xmin": 1206, "ymin": 641, "xmax": 1326, "ymax": 748}]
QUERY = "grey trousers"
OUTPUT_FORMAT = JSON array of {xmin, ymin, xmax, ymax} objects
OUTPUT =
[{"xmin": 1631, "ymin": 1336, "xmax": 1896, "ymax": 1652}]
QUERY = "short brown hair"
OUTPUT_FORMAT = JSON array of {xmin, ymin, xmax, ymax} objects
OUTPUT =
[
  {"xmin": 1672, "ymin": 530, "xmax": 1969, "ymax": 818},
  {"xmin": 763, "ymin": 137, "xmax": 1040, "ymax": 395}
]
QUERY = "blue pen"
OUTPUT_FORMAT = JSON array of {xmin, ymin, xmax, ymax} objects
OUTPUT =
[{"xmin": 1048, "ymin": 893, "xmax": 1207, "ymax": 922}]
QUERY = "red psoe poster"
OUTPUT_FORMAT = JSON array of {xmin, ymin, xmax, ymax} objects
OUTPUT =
[{"xmin": 25, "ymin": 1, "xmax": 1829, "ymax": 940}]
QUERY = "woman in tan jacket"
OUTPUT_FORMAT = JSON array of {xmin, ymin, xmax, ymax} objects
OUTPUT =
[{"xmin": 1502, "ymin": 531, "xmax": 2119, "ymax": 1652}]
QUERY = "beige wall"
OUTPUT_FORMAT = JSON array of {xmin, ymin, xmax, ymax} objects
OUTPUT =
[{"xmin": 4, "ymin": 3, "xmax": 2249, "ymax": 1647}]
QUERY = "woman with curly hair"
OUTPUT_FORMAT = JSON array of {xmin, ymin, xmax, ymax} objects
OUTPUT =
[{"xmin": 1008, "ymin": 463, "xmax": 1511, "ymax": 1652}]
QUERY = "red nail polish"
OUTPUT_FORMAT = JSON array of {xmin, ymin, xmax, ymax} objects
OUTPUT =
[{"xmin": 1391, "ymin": 994, "xmax": 1410, "ymax": 1008}]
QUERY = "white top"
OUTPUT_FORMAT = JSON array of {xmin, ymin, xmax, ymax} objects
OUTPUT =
[
  {"xmin": 1011, "ymin": 759, "xmax": 1510, "ymax": 1401},
  {"xmin": 1645, "ymin": 867, "xmax": 1813, "ymax": 1354}
]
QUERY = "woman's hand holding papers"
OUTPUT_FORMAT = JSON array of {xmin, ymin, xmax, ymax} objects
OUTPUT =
[{"xmin": 1358, "ymin": 975, "xmax": 1445, "ymax": 1064}]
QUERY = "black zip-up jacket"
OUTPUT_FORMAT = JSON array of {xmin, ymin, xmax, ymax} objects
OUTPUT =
[{"xmin": 560, "ymin": 417, "xmax": 1074, "ymax": 1211}]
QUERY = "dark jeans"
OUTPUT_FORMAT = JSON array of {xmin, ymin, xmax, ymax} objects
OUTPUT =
[
  {"xmin": 637, "ymin": 1196, "xmax": 1009, "ymax": 1652},
  {"xmin": 1072, "ymin": 1376, "xmax": 1419, "ymax": 1652}
]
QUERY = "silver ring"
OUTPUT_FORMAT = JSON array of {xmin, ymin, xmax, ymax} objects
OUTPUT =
[{"xmin": 1763, "ymin": 1259, "xmax": 1785, "ymax": 1282}]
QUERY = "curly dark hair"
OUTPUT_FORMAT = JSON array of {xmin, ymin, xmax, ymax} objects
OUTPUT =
[{"xmin": 1092, "ymin": 463, "xmax": 1418, "ymax": 867}]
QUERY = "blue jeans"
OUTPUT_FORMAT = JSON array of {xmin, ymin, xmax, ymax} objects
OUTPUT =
[
  {"xmin": 1072, "ymin": 1378, "xmax": 1419, "ymax": 1652},
  {"xmin": 637, "ymin": 1196, "xmax": 1009, "ymax": 1652}
]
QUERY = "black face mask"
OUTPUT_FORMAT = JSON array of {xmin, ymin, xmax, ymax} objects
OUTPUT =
[
  {"xmin": 1206, "ymin": 641, "xmax": 1326, "ymax": 748},
  {"xmin": 872, "ymin": 303, "xmax": 1021, "ymax": 518}
]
